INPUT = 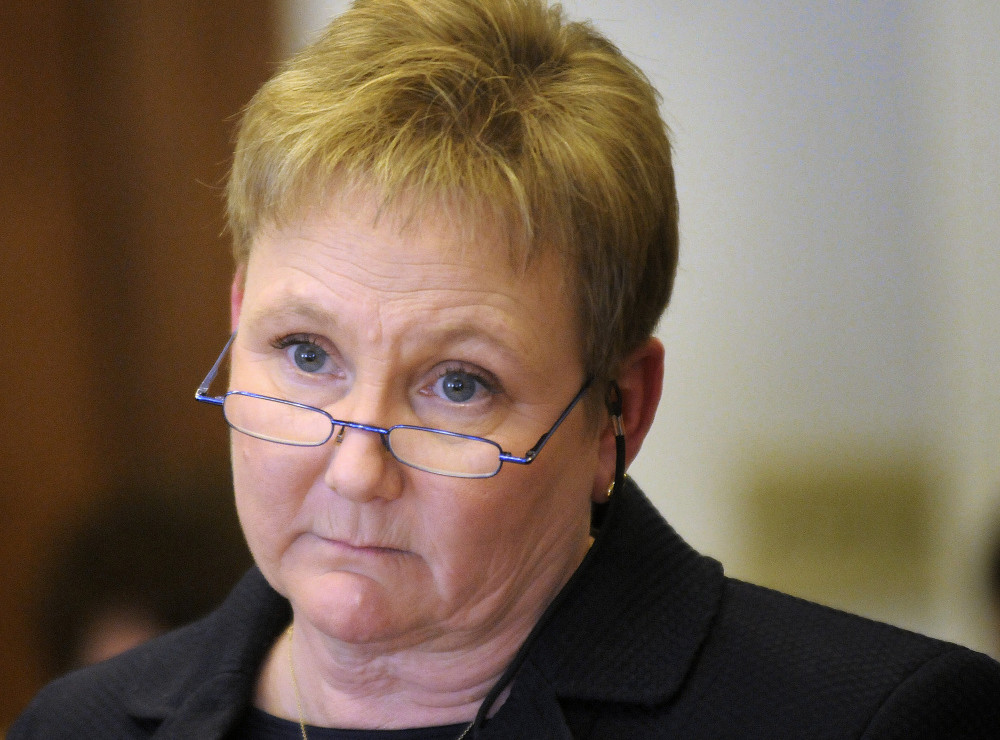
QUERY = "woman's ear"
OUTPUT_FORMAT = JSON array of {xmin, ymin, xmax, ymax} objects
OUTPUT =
[
  {"xmin": 230, "ymin": 265, "xmax": 246, "ymax": 332},
  {"xmin": 591, "ymin": 337, "xmax": 665, "ymax": 502}
]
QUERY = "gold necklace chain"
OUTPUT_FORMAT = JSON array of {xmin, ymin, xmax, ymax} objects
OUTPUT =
[
  {"xmin": 286, "ymin": 624, "xmax": 308, "ymax": 740},
  {"xmin": 285, "ymin": 624, "xmax": 474, "ymax": 740}
]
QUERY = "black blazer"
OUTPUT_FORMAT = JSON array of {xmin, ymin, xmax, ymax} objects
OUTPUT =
[{"xmin": 11, "ymin": 479, "xmax": 1000, "ymax": 738}]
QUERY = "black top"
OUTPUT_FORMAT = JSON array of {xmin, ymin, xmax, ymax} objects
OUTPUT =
[
  {"xmin": 11, "ymin": 478, "xmax": 1000, "ymax": 738},
  {"xmin": 235, "ymin": 707, "xmax": 468, "ymax": 739}
]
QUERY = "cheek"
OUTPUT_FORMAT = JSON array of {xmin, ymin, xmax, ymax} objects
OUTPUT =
[
  {"xmin": 513, "ymin": 433, "xmax": 601, "ymax": 538},
  {"xmin": 449, "ymin": 445, "xmax": 596, "ymax": 568},
  {"xmin": 231, "ymin": 436, "xmax": 319, "ymax": 558}
]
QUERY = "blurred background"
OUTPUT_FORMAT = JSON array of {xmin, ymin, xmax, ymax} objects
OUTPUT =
[{"xmin": 2, "ymin": 0, "xmax": 998, "ymax": 727}]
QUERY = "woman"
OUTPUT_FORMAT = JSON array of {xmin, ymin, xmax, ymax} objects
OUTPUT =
[{"xmin": 12, "ymin": 0, "xmax": 1000, "ymax": 737}]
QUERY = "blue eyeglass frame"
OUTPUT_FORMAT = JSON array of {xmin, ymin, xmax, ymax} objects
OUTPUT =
[{"xmin": 194, "ymin": 332, "xmax": 593, "ymax": 478}]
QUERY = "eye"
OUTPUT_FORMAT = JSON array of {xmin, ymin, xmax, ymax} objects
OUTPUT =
[
  {"xmin": 435, "ymin": 369, "xmax": 489, "ymax": 404},
  {"xmin": 289, "ymin": 341, "xmax": 329, "ymax": 373}
]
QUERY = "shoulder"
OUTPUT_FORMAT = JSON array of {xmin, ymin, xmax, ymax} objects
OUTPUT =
[
  {"xmin": 7, "ymin": 631, "xmax": 192, "ymax": 738},
  {"xmin": 550, "ymin": 481, "xmax": 1000, "ymax": 737},
  {"xmin": 9, "ymin": 567, "xmax": 288, "ymax": 739},
  {"xmin": 681, "ymin": 578, "xmax": 1000, "ymax": 737}
]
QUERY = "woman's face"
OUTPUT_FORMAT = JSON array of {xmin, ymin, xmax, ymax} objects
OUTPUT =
[{"xmin": 229, "ymin": 193, "xmax": 601, "ymax": 650}]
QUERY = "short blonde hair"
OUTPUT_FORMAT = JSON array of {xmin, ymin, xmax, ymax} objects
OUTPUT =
[{"xmin": 227, "ymin": 0, "xmax": 678, "ymax": 383}]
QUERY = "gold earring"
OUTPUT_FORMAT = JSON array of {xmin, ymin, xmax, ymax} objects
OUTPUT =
[{"xmin": 606, "ymin": 482, "xmax": 615, "ymax": 499}]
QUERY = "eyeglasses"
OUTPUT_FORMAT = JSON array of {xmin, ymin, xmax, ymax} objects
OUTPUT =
[{"xmin": 195, "ymin": 333, "xmax": 592, "ymax": 479}]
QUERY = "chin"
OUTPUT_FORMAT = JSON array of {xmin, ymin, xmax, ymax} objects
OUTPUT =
[{"xmin": 294, "ymin": 569, "xmax": 419, "ymax": 646}]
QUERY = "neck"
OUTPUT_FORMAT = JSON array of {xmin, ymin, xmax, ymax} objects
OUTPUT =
[{"xmin": 257, "ymin": 607, "xmax": 535, "ymax": 730}]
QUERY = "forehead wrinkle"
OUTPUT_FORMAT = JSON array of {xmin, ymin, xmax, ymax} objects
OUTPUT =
[
  {"xmin": 375, "ymin": 289, "xmax": 538, "ymax": 373},
  {"xmin": 300, "ymin": 248, "xmax": 535, "ymax": 363},
  {"xmin": 273, "ymin": 201, "xmax": 523, "ymax": 301}
]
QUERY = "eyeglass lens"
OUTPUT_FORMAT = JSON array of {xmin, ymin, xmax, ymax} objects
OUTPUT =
[{"xmin": 222, "ymin": 392, "xmax": 502, "ymax": 478}]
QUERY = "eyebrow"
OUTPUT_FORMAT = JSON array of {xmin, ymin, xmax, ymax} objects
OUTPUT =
[
  {"xmin": 241, "ymin": 299, "xmax": 339, "ymax": 334},
  {"xmin": 241, "ymin": 296, "xmax": 529, "ymax": 370}
]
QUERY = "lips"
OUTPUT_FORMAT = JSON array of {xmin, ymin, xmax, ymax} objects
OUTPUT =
[{"xmin": 318, "ymin": 535, "xmax": 408, "ymax": 556}]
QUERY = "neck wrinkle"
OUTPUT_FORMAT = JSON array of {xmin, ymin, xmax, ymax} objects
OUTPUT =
[{"xmin": 282, "ymin": 608, "xmax": 533, "ymax": 730}]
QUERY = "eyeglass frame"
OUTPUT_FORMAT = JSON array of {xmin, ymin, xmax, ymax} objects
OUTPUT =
[{"xmin": 194, "ymin": 332, "xmax": 594, "ymax": 479}]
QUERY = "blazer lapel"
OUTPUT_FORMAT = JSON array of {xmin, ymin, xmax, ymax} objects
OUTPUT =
[
  {"xmin": 121, "ymin": 568, "xmax": 290, "ymax": 737},
  {"xmin": 527, "ymin": 478, "xmax": 725, "ymax": 706}
]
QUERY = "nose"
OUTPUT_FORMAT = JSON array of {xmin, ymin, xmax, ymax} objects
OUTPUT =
[{"xmin": 323, "ymin": 419, "xmax": 404, "ymax": 503}]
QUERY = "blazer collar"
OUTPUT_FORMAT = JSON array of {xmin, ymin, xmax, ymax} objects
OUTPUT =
[{"xmin": 525, "ymin": 477, "xmax": 725, "ymax": 706}]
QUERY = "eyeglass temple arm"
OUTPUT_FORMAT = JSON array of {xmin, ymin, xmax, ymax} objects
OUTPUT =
[
  {"xmin": 498, "ymin": 378, "xmax": 593, "ymax": 466},
  {"xmin": 195, "ymin": 331, "xmax": 237, "ymax": 405}
]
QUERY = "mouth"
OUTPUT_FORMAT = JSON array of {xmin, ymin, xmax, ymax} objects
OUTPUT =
[{"xmin": 317, "ymin": 535, "xmax": 410, "ymax": 557}]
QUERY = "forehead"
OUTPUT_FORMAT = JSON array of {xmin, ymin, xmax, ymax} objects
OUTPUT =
[
  {"xmin": 244, "ymin": 190, "xmax": 545, "ymax": 297},
  {"xmin": 238, "ymin": 191, "xmax": 581, "ymax": 375},
  {"xmin": 250, "ymin": 184, "xmax": 538, "ymax": 270}
]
